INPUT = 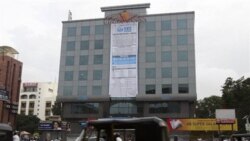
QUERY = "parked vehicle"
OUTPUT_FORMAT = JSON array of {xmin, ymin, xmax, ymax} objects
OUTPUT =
[
  {"xmin": 0, "ymin": 123, "xmax": 12, "ymax": 141},
  {"xmin": 77, "ymin": 116, "xmax": 169, "ymax": 141}
]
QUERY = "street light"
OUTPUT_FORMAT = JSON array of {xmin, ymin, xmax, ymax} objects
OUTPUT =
[{"xmin": 242, "ymin": 115, "xmax": 250, "ymax": 133}]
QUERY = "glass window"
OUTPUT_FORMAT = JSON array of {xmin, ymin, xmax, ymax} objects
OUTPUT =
[
  {"xmin": 178, "ymin": 84, "xmax": 189, "ymax": 93},
  {"xmin": 145, "ymin": 84, "xmax": 156, "ymax": 94},
  {"xmin": 64, "ymin": 71, "xmax": 73, "ymax": 81},
  {"xmin": 178, "ymin": 51, "xmax": 188, "ymax": 61},
  {"xmin": 177, "ymin": 35, "xmax": 188, "ymax": 45},
  {"xmin": 110, "ymin": 102, "xmax": 138, "ymax": 114},
  {"xmin": 146, "ymin": 52, "xmax": 156, "ymax": 62},
  {"xmin": 80, "ymin": 40, "xmax": 89, "ymax": 50},
  {"xmin": 71, "ymin": 103, "xmax": 99, "ymax": 114},
  {"xmin": 65, "ymin": 56, "xmax": 74, "ymax": 66},
  {"xmin": 81, "ymin": 26, "xmax": 90, "ymax": 35},
  {"xmin": 162, "ymin": 67, "xmax": 172, "ymax": 78},
  {"xmin": 149, "ymin": 102, "xmax": 168, "ymax": 113},
  {"xmin": 145, "ymin": 68, "xmax": 156, "ymax": 79},
  {"xmin": 92, "ymin": 86, "xmax": 102, "ymax": 95},
  {"xmin": 94, "ymin": 55, "xmax": 103, "ymax": 64},
  {"xmin": 162, "ymin": 84, "xmax": 172, "ymax": 94},
  {"xmin": 63, "ymin": 86, "xmax": 73, "ymax": 96},
  {"xmin": 93, "ymin": 70, "xmax": 102, "ymax": 80},
  {"xmin": 67, "ymin": 27, "xmax": 76, "ymax": 36},
  {"xmin": 79, "ymin": 55, "xmax": 88, "ymax": 65},
  {"xmin": 94, "ymin": 40, "xmax": 103, "ymax": 49},
  {"xmin": 161, "ymin": 51, "xmax": 172, "ymax": 62},
  {"xmin": 66, "ymin": 41, "xmax": 75, "ymax": 51},
  {"xmin": 168, "ymin": 102, "xmax": 181, "ymax": 113},
  {"xmin": 146, "ymin": 36, "xmax": 156, "ymax": 47},
  {"xmin": 95, "ymin": 25, "xmax": 104, "ymax": 34},
  {"xmin": 79, "ymin": 70, "xmax": 88, "ymax": 80},
  {"xmin": 161, "ymin": 35, "xmax": 172, "ymax": 46},
  {"xmin": 78, "ymin": 86, "xmax": 87, "ymax": 96},
  {"xmin": 161, "ymin": 20, "xmax": 171, "ymax": 30},
  {"xmin": 177, "ymin": 19, "xmax": 187, "ymax": 29},
  {"xmin": 146, "ymin": 21, "xmax": 156, "ymax": 31},
  {"xmin": 178, "ymin": 67, "xmax": 188, "ymax": 77}
]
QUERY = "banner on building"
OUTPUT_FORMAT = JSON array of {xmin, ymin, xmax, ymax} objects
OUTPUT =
[
  {"xmin": 109, "ymin": 22, "xmax": 138, "ymax": 97},
  {"xmin": 166, "ymin": 118, "xmax": 238, "ymax": 131},
  {"xmin": 0, "ymin": 89, "xmax": 9, "ymax": 101}
]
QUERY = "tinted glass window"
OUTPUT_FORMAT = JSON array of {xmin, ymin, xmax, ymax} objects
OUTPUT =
[
  {"xmin": 178, "ymin": 84, "xmax": 189, "ymax": 93},
  {"xmin": 146, "ymin": 21, "xmax": 156, "ymax": 31},
  {"xmin": 146, "ymin": 52, "xmax": 156, "ymax": 62},
  {"xmin": 71, "ymin": 103, "xmax": 99, "ymax": 114},
  {"xmin": 178, "ymin": 67, "xmax": 188, "ymax": 77},
  {"xmin": 79, "ymin": 55, "xmax": 88, "ymax": 65},
  {"xmin": 177, "ymin": 19, "xmax": 187, "ymax": 29},
  {"xmin": 146, "ymin": 36, "xmax": 156, "ymax": 47},
  {"xmin": 66, "ymin": 41, "xmax": 75, "ymax": 51},
  {"xmin": 79, "ymin": 70, "xmax": 88, "ymax": 80},
  {"xmin": 178, "ymin": 51, "xmax": 188, "ymax": 61},
  {"xmin": 161, "ymin": 51, "xmax": 172, "ymax": 62},
  {"xmin": 161, "ymin": 35, "xmax": 172, "ymax": 46},
  {"xmin": 161, "ymin": 20, "xmax": 171, "ymax": 30},
  {"xmin": 95, "ymin": 25, "xmax": 104, "ymax": 34},
  {"xmin": 64, "ymin": 71, "xmax": 73, "ymax": 81},
  {"xmin": 177, "ymin": 35, "xmax": 188, "ymax": 45},
  {"xmin": 67, "ymin": 27, "xmax": 76, "ymax": 36},
  {"xmin": 94, "ymin": 55, "xmax": 103, "ymax": 64},
  {"xmin": 81, "ymin": 26, "xmax": 90, "ymax": 35},
  {"xmin": 146, "ymin": 84, "xmax": 156, "ymax": 94},
  {"xmin": 145, "ymin": 68, "xmax": 156, "ymax": 79},
  {"xmin": 78, "ymin": 86, "xmax": 87, "ymax": 96},
  {"xmin": 63, "ymin": 86, "xmax": 73, "ymax": 96},
  {"xmin": 92, "ymin": 86, "xmax": 102, "ymax": 95},
  {"xmin": 162, "ymin": 67, "xmax": 172, "ymax": 78},
  {"xmin": 162, "ymin": 84, "xmax": 172, "ymax": 94},
  {"xmin": 65, "ymin": 56, "xmax": 74, "ymax": 66},
  {"xmin": 94, "ymin": 40, "xmax": 103, "ymax": 49},
  {"xmin": 93, "ymin": 70, "xmax": 102, "ymax": 80},
  {"xmin": 80, "ymin": 40, "xmax": 89, "ymax": 50}
]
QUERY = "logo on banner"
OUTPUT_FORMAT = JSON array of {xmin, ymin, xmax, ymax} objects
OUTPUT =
[{"xmin": 104, "ymin": 10, "xmax": 145, "ymax": 24}]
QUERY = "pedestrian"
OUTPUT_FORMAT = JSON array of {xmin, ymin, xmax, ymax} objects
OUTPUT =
[{"xmin": 13, "ymin": 131, "xmax": 20, "ymax": 141}]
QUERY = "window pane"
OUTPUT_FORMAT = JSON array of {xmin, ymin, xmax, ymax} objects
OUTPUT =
[
  {"xmin": 94, "ymin": 40, "xmax": 103, "ymax": 49},
  {"xmin": 63, "ymin": 86, "xmax": 73, "ymax": 96},
  {"xmin": 162, "ymin": 84, "xmax": 172, "ymax": 94},
  {"xmin": 65, "ymin": 56, "xmax": 74, "ymax": 66},
  {"xmin": 178, "ymin": 51, "xmax": 188, "ymax": 61},
  {"xmin": 149, "ymin": 102, "xmax": 168, "ymax": 113},
  {"xmin": 162, "ymin": 67, "xmax": 172, "ymax": 78},
  {"xmin": 92, "ymin": 86, "xmax": 102, "ymax": 95},
  {"xmin": 78, "ymin": 86, "xmax": 87, "ymax": 96},
  {"xmin": 178, "ymin": 84, "xmax": 189, "ymax": 93},
  {"xmin": 67, "ymin": 27, "xmax": 76, "ymax": 36},
  {"xmin": 161, "ymin": 35, "xmax": 172, "ymax": 46},
  {"xmin": 145, "ymin": 84, "xmax": 156, "ymax": 94},
  {"xmin": 93, "ymin": 70, "xmax": 102, "ymax": 80},
  {"xmin": 146, "ymin": 21, "xmax": 156, "ymax": 31},
  {"xmin": 80, "ymin": 40, "xmax": 89, "ymax": 50},
  {"xmin": 81, "ymin": 26, "xmax": 90, "ymax": 35},
  {"xmin": 95, "ymin": 25, "xmax": 104, "ymax": 34},
  {"xmin": 146, "ymin": 52, "xmax": 156, "ymax": 62},
  {"xmin": 64, "ymin": 71, "xmax": 73, "ymax": 81},
  {"xmin": 168, "ymin": 102, "xmax": 180, "ymax": 113},
  {"xmin": 79, "ymin": 70, "xmax": 88, "ymax": 80},
  {"xmin": 71, "ymin": 103, "xmax": 99, "ymax": 114},
  {"xmin": 177, "ymin": 35, "xmax": 188, "ymax": 45},
  {"xmin": 66, "ymin": 41, "xmax": 75, "ymax": 51},
  {"xmin": 178, "ymin": 67, "xmax": 188, "ymax": 78},
  {"xmin": 161, "ymin": 51, "xmax": 172, "ymax": 62},
  {"xmin": 161, "ymin": 20, "xmax": 171, "ymax": 30},
  {"xmin": 79, "ymin": 55, "xmax": 88, "ymax": 65},
  {"xmin": 146, "ymin": 36, "xmax": 156, "ymax": 47},
  {"xmin": 145, "ymin": 68, "xmax": 156, "ymax": 79},
  {"xmin": 94, "ymin": 55, "xmax": 103, "ymax": 64},
  {"xmin": 177, "ymin": 19, "xmax": 187, "ymax": 29}
]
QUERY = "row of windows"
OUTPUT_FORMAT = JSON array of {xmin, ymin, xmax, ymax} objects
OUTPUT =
[
  {"xmin": 63, "ymin": 84, "xmax": 189, "ymax": 96},
  {"xmin": 65, "ymin": 51, "xmax": 189, "ymax": 66},
  {"xmin": 21, "ymin": 94, "xmax": 36, "ymax": 99},
  {"xmin": 65, "ymin": 34, "xmax": 189, "ymax": 52},
  {"xmin": 70, "ymin": 102, "xmax": 181, "ymax": 114},
  {"xmin": 64, "ymin": 67, "xmax": 189, "ymax": 81},
  {"xmin": 67, "ymin": 19, "xmax": 189, "ymax": 36}
]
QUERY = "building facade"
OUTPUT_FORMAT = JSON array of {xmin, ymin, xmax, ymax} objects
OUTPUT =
[
  {"xmin": 58, "ymin": 3, "xmax": 196, "ymax": 132},
  {"xmin": 18, "ymin": 82, "xmax": 58, "ymax": 120},
  {"xmin": 0, "ymin": 46, "xmax": 22, "ymax": 127}
]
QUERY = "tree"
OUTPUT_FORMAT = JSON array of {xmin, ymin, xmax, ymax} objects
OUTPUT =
[
  {"xmin": 221, "ymin": 77, "xmax": 250, "ymax": 133},
  {"xmin": 16, "ymin": 114, "xmax": 40, "ymax": 134},
  {"xmin": 52, "ymin": 101, "xmax": 62, "ymax": 115},
  {"xmin": 195, "ymin": 95, "xmax": 222, "ymax": 118}
]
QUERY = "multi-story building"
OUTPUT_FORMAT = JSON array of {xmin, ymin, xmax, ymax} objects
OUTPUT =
[
  {"xmin": 18, "ymin": 82, "xmax": 58, "ymax": 120},
  {"xmin": 0, "ymin": 46, "xmax": 22, "ymax": 127},
  {"xmin": 57, "ymin": 3, "xmax": 196, "ymax": 134}
]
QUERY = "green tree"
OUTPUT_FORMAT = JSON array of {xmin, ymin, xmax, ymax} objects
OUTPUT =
[
  {"xmin": 221, "ymin": 77, "xmax": 250, "ymax": 133},
  {"xmin": 52, "ymin": 101, "xmax": 62, "ymax": 115},
  {"xmin": 16, "ymin": 114, "xmax": 40, "ymax": 134},
  {"xmin": 195, "ymin": 95, "xmax": 222, "ymax": 118}
]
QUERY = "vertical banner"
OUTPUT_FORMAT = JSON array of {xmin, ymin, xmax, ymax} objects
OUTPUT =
[{"xmin": 109, "ymin": 22, "xmax": 138, "ymax": 97}]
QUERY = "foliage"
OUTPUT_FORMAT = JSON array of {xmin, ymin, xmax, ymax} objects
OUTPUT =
[
  {"xmin": 195, "ymin": 95, "xmax": 222, "ymax": 118},
  {"xmin": 16, "ymin": 114, "xmax": 40, "ymax": 134},
  {"xmin": 221, "ymin": 77, "xmax": 250, "ymax": 133},
  {"xmin": 52, "ymin": 101, "xmax": 62, "ymax": 115}
]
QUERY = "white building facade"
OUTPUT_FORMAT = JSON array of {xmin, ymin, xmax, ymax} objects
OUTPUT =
[{"xmin": 18, "ymin": 82, "xmax": 58, "ymax": 120}]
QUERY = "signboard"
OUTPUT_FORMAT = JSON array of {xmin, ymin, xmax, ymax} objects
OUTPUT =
[
  {"xmin": 166, "ymin": 118, "xmax": 238, "ymax": 131},
  {"xmin": 109, "ymin": 22, "xmax": 138, "ymax": 97},
  {"xmin": 38, "ymin": 121, "xmax": 70, "ymax": 131},
  {"xmin": 104, "ymin": 11, "xmax": 145, "ymax": 24},
  {"xmin": 0, "ymin": 89, "xmax": 9, "ymax": 101},
  {"xmin": 216, "ymin": 109, "xmax": 236, "ymax": 124}
]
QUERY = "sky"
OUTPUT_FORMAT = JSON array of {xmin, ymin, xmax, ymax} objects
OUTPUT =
[{"xmin": 0, "ymin": 0, "xmax": 249, "ymax": 99}]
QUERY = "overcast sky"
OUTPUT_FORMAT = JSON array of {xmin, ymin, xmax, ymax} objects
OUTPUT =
[{"xmin": 0, "ymin": 0, "xmax": 249, "ymax": 99}]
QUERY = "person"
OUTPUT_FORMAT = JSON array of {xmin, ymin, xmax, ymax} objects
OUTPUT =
[
  {"xmin": 13, "ymin": 131, "xmax": 20, "ymax": 141},
  {"xmin": 53, "ymin": 121, "xmax": 62, "ymax": 130},
  {"xmin": 114, "ymin": 133, "xmax": 122, "ymax": 141}
]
